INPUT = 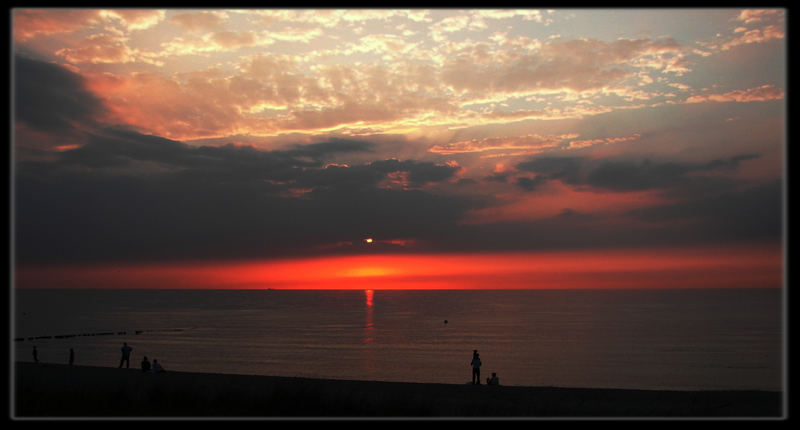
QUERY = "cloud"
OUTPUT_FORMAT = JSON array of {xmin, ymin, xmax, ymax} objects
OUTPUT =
[
  {"xmin": 12, "ymin": 9, "xmax": 786, "ymax": 145},
  {"xmin": 13, "ymin": 119, "xmax": 781, "ymax": 265},
  {"xmin": 155, "ymin": 30, "xmax": 269, "ymax": 57},
  {"xmin": 283, "ymin": 139, "xmax": 375, "ymax": 159},
  {"xmin": 54, "ymin": 34, "xmax": 137, "ymax": 64},
  {"xmin": 12, "ymin": 9, "xmax": 165, "ymax": 41},
  {"xmin": 623, "ymin": 179, "xmax": 782, "ymax": 243},
  {"xmin": 727, "ymin": 24, "xmax": 784, "ymax": 47},
  {"xmin": 56, "ymin": 127, "xmax": 196, "ymax": 168},
  {"xmin": 209, "ymin": 31, "xmax": 259, "ymax": 49},
  {"xmin": 12, "ymin": 9, "xmax": 101, "ymax": 40},
  {"xmin": 515, "ymin": 175, "xmax": 549, "ymax": 192},
  {"xmin": 429, "ymin": 14, "xmax": 488, "ymax": 41},
  {"xmin": 440, "ymin": 36, "xmax": 684, "ymax": 95},
  {"xmin": 13, "ymin": 55, "xmax": 106, "ymax": 135},
  {"xmin": 168, "ymin": 10, "xmax": 228, "ymax": 33},
  {"xmin": 736, "ymin": 9, "xmax": 783, "ymax": 24},
  {"xmin": 269, "ymin": 27, "xmax": 324, "ymax": 44},
  {"xmin": 11, "ymin": 16, "xmax": 785, "ymax": 265},
  {"xmin": 431, "ymin": 131, "xmax": 641, "ymax": 159},
  {"xmin": 14, "ymin": 123, "xmax": 470, "ymax": 264},
  {"xmin": 516, "ymin": 153, "xmax": 762, "ymax": 192},
  {"xmin": 24, "ymin": 23, "xmax": 698, "ymax": 140},
  {"xmin": 99, "ymin": 10, "xmax": 165, "ymax": 32},
  {"xmin": 54, "ymin": 129, "xmax": 379, "ymax": 178},
  {"xmin": 515, "ymin": 156, "xmax": 585, "ymax": 185},
  {"xmin": 370, "ymin": 158, "xmax": 461, "ymax": 187},
  {"xmin": 82, "ymin": 69, "xmax": 247, "ymax": 139},
  {"xmin": 685, "ymin": 85, "xmax": 784, "ymax": 104},
  {"xmin": 476, "ymin": 9, "xmax": 549, "ymax": 23},
  {"xmin": 699, "ymin": 10, "xmax": 784, "ymax": 53},
  {"xmin": 567, "ymin": 133, "xmax": 641, "ymax": 150},
  {"xmin": 453, "ymin": 168, "xmax": 782, "ymax": 251},
  {"xmin": 429, "ymin": 134, "xmax": 575, "ymax": 155}
]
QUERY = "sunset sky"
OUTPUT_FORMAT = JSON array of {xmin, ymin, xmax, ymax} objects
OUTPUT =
[{"xmin": 12, "ymin": 8, "xmax": 785, "ymax": 289}]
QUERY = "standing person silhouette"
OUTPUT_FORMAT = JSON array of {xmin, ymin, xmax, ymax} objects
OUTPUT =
[
  {"xmin": 69, "ymin": 348, "xmax": 74, "ymax": 365},
  {"xmin": 470, "ymin": 350, "xmax": 478, "ymax": 382},
  {"xmin": 32, "ymin": 346, "xmax": 39, "ymax": 363},
  {"xmin": 471, "ymin": 352, "xmax": 482, "ymax": 385},
  {"xmin": 119, "ymin": 342, "xmax": 132, "ymax": 368}
]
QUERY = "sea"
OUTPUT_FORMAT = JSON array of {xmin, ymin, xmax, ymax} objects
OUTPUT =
[{"xmin": 12, "ymin": 288, "xmax": 784, "ymax": 392}]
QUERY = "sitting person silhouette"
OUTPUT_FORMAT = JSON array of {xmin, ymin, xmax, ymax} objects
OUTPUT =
[
  {"xmin": 487, "ymin": 372, "xmax": 500, "ymax": 386},
  {"xmin": 141, "ymin": 356, "xmax": 151, "ymax": 372}
]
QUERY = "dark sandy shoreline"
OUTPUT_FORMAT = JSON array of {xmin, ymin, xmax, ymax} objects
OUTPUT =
[{"xmin": 12, "ymin": 362, "xmax": 783, "ymax": 419}]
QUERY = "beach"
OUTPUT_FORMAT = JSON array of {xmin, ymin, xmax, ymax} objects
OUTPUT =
[{"xmin": 13, "ymin": 362, "xmax": 783, "ymax": 419}]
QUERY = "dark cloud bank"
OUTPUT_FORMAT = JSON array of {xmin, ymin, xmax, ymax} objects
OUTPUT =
[{"xmin": 13, "ymin": 56, "xmax": 783, "ymax": 264}]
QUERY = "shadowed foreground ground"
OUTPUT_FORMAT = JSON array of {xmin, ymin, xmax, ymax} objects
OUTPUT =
[{"xmin": 14, "ymin": 362, "xmax": 782, "ymax": 418}]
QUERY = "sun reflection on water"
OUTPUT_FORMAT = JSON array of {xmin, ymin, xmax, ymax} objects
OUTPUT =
[{"xmin": 364, "ymin": 289, "xmax": 374, "ymax": 344}]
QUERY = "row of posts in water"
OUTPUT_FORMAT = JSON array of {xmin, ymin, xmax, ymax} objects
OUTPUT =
[{"xmin": 14, "ymin": 330, "xmax": 145, "ymax": 342}]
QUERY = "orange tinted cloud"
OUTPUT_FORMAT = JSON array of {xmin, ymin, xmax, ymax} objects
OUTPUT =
[
  {"xmin": 13, "ymin": 9, "xmax": 165, "ymax": 41},
  {"xmin": 441, "ymin": 36, "xmax": 683, "ymax": 94},
  {"xmin": 168, "ymin": 10, "xmax": 228, "ymax": 33},
  {"xmin": 461, "ymin": 180, "xmax": 673, "ymax": 225},
  {"xmin": 737, "ymin": 9, "xmax": 782, "ymax": 24},
  {"xmin": 5, "ymin": 12, "xmax": 692, "ymax": 140},
  {"xmin": 720, "ymin": 25, "xmax": 784, "ymax": 50},
  {"xmin": 12, "ymin": 9, "xmax": 785, "ymax": 142},
  {"xmin": 686, "ymin": 85, "xmax": 785, "ymax": 104},
  {"xmin": 54, "ymin": 34, "xmax": 136, "ymax": 64},
  {"xmin": 429, "ymin": 134, "xmax": 576, "ymax": 155},
  {"xmin": 83, "ymin": 70, "xmax": 247, "ymax": 139},
  {"xmin": 13, "ymin": 9, "xmax": 101, "ymax": 40},
  {"xmin": 567, "ymin": 133, "xmax": 641, "ymax": 150},
  {"xmin": 99, "ymin": 9, "xmax": 165, "ymax": 31}
]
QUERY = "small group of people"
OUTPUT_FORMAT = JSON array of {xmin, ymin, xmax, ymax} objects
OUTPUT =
[
  {"xmin": 30, "ymin": 342, "xmax": 164, "ymax": 373},
  {"xmin": 140, "ymin": 356, "xmax": 165, "ymax": 373},
  {"xmin": 471, "ymin": 349, "xmax": 499, "ymax": 386},
  {"xmin": 31, "ymin": 346, "xmax": 73, "ymax": 365},
  {"xmin": 120, "ymin": 342, "xmax": 166, "ymax": 373}
]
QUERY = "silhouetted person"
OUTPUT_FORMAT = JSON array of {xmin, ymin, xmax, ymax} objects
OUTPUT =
[
  {"xmin": 119, "ymin": 342, "xmax": 132, "ymax": 368},
  {"xmin": 470, "ymin": 350, "xmax": 479, "ymax": 383},
  {"xmin": 141, "ymin": 356, "xmax": 151, "ymax": 372},
  {"xmin": 487, "ymin": 372, "xmax": 499, "ymax": 386},
  {"xmin": 152, "ymin": 359, "xmax": 165, "ymax": 373},
  {"xmin": 471, "ymin": 353, "xmax": 482, "ymax": 385},
  {"xmin": 32, "ymin": 346, "xmax": 39, "ymax": 363},
  {"xmin": 69, "ymin": 348, "xmax": 74, "ymax": 365}
]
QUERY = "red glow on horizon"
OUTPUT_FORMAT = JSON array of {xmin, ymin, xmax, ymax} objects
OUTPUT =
[{"xmin": 14, "ymin": 244, "xmax": 783, "ymax": 291}]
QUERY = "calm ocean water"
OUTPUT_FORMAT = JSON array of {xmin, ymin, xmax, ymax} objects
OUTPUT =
[{"xmin": 13, "ymin": 288, "xmax": 783, "ymax": 391}]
